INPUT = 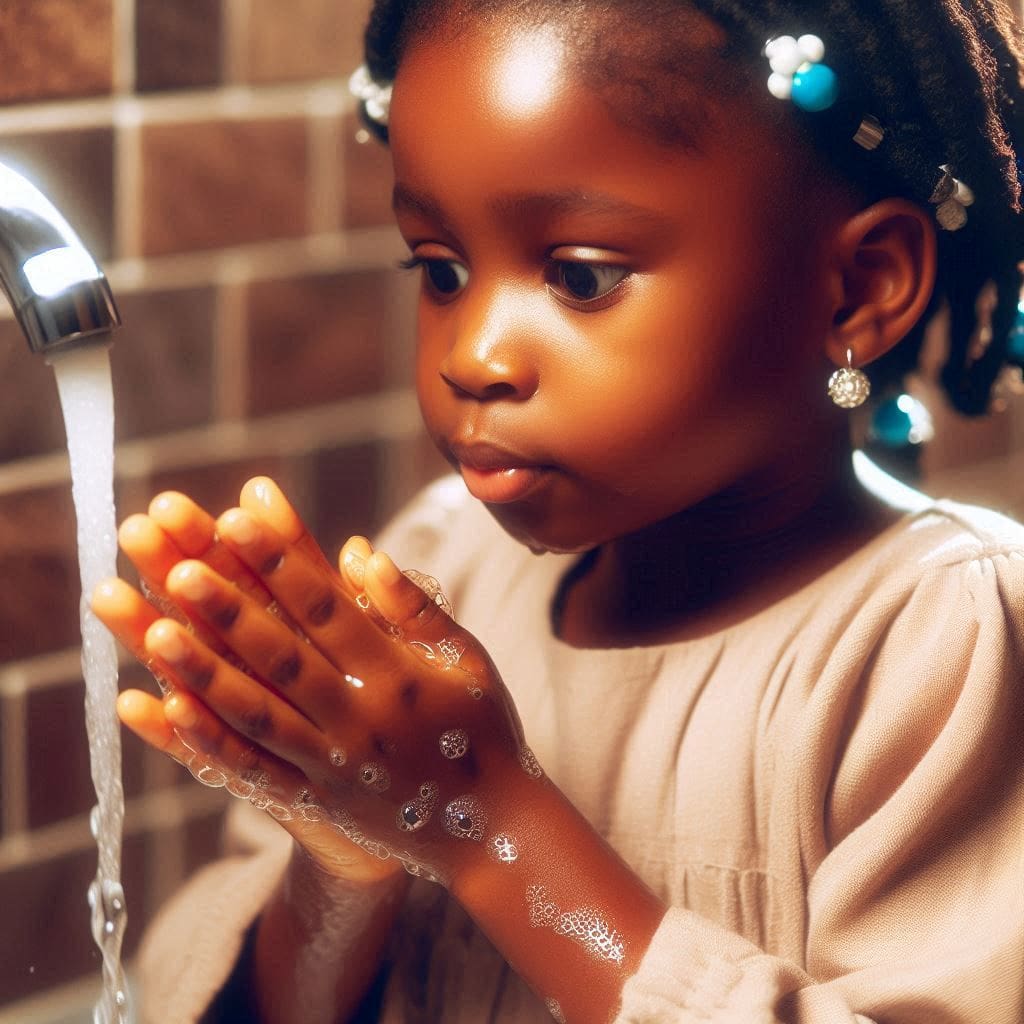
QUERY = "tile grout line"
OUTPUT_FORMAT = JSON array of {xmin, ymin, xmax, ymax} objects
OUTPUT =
[
  {"xmin": 0, "ymin": 388, "xmax": 423, "ymax": 493},
  {"xmin": 212, "ymin": 256, "xmax": 251, "ymax": 422},
  {"xmin": 0, "ymin": 225, "xmax": 405, "ymax": 321},
  {"xmin": 0, "ymin": 676, "xmax": 28, "ymax": 836},
  {"xmin": 0, "ymin": 80, "xmax": 353, "ymax": 135},
  {"xmin": 0, "ymin": 648, "xmax": 132, "ymax": 697},
  {"xmin": 113, "ymin": 99, "xmax": 143, "ymax": 261},
  {"xmin": 111, "ymin": 0, "xmax": 137, "ymax": 97},
  {"xmin": 0, "ymin": 785, "xmax": 227, "ymax": 872},
  {"xmin": 307, "ymin": 85, "xmax": 347, "ymax": 235},
  {"xmin": 223, "ymin": 0, "xmax": 250, "ymax": 84}
]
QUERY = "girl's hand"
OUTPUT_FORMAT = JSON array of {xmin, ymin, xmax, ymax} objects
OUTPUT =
[
  {"xmin": 95, "ymin": 486, "xmax": 397, "ymax": 883},
  {"xmin": 95, "ymin": 478, "xmax": 531, "ymax": 887}
]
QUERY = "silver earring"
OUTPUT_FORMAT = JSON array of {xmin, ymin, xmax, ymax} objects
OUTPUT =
[{"xmin": 827, "ymin": 349, "xmax": 870, "ymax": 408}]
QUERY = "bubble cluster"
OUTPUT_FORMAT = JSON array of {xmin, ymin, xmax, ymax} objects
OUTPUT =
[
  {"xmin": 397, "ymin": 780, "xmax": 439, "ymax": 832},
  {"xmin": 546, "ymin": 998, "xmax": 567, "ymax": 1023},
  {"xmin": 526, "ymin": 885, "xmax": 625, "ymax": 965},
  {"xmin": 292, "ymin": 788, "xmax": 324, "ymax": 822},
  {"xmin": 359, "ymin": 761, "xmax": 390, "ymax": 793},
  {"xmin": 402, "ymin": 569, "xmax": 454, "ymax": 616},
  {"xmin": 519, "ymin": 746, "xmax": 543, "ymax": 778},
  {"xmin": 443, "ymin": 795, "xmax": 486, "ymax": 841},
  {"xmin": 331, "ymin": 807, "xmax": 393, "ymax": 861},
  {"xmin": 437, "ymin": 637, "xmax": 465, "ymax": 666},
  {"xmin": 439, "ymin": 728, "xmax": 469, "ymax": 759},
  {"xmin": 489, "ymin": 833, "xmax": 519, "ymax": 864}
]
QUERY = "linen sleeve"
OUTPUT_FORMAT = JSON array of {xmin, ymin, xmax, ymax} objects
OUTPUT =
[
  {"xmin": 133, "ymin": 803, "xmax": 291, "ymax": 1024},
  {"xmin": 615, "ymin": 548, "xmax": 1024, "ymax": 1024}
]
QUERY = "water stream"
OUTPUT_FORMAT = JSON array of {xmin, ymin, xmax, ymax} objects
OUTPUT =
[{"xmin": 50, "ymin": 343, "xmax": 129, "ymax": 1024}]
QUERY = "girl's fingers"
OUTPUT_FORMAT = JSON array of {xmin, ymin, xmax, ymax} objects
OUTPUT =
[
  {"xmin": 143, "ymin": 614, "xmax": 331, "ymax": 769},
  {"xmin": 240, "ymin": 476, "xmax": 332, "ymax": 570},
  {"xmin": 161, "ymin": 559, "xmax": 362, "ymax": 730},
  {"xmin": 362, "ymin": 552, "xmax": 489, "ymax": 680},
  {"xmin": 161, "ymin": 688, "xmax": 400, "ymax": 881},
  {"xmin": 116, "ymin": 689, "xmax": 191, "ymax": 764},
  {"xmin": 147, "ymin": 491, "xmax": 217, "ymax": 558},
  {"xmin": 117, "ymin": 512, "xmax": 232, "ymax": 656},
  {"xmin": 148, "ymin": 491, "xmax": 274, "ymax": 608},
  {"xmin": 118, "ymin": 513, "xmax": 183, "ymax": 591},
  {"xmin": 338, "ymin": 536, "xmax": 374, "ymax": 597},
  {"xmin": 215, "ymin": 510, "xmax": 395, "ymax": 669},
  {"xmin": 92, "ymin": 578, "xmax": 168, "ymax": 682}
]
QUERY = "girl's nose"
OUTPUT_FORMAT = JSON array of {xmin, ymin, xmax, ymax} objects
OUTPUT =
[{"xmin": 438, "ymin": 292, "xmax": 539, "ymax": 401}]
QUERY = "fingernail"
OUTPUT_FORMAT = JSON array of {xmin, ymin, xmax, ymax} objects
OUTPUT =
[
  {"xmin": 374, "ymin": 553, "xmax": 402, "ymax": 586},
  {"xmin": 343, "ymin": 549, "xmax": 366, "ymax": 586},
  {"xmin": 172, "ymin": 562, "xmax": 214, "ymax": 602},
  {"xmin": 148, "ymin": 622, "xmax": 189, "ymax": 663},
  {"xmin": 252, "ymin": 478, "xmax": 277, "ymax": 509},
  {"xmin": 221, "ymin": 509, "xmax": 259, "ymax": 545},
  {"xmin": 165, "ymin": 694, "xmax": 198, "ymax": 728},
  {"xmin": 150, "ymin": 494, "xmax": 173, "ymax": 515}
]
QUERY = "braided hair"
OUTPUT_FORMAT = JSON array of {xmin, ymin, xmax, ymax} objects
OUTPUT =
[{"xmin": 360, "ymin": 0, "xmax": 1024, "ymax": 416}]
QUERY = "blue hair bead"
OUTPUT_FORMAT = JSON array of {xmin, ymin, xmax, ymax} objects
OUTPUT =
[
  {"xmin": 1009, "ymin": 327, "xmax": 1024, "ymax": 362},
  {"xmin": 791, "ymin": 63, "xmax": 839, "ymax": 112},
  {"xmin": 869, "ymin": 394, "xmax": 934, "ymax": 447},
  {"xmin": 1009, "ymin": 302, "xmax": 1024, "ymax": 362}
]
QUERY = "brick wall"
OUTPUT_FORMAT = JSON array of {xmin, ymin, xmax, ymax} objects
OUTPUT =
[{"xmin": 0, "ymin": 0, "xmax": 446, "ymax": 1016}]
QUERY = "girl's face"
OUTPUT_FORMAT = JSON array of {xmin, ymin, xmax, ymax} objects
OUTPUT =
[{"xmin": 389, "ymin": 13, "xmax": 855, "ymax": 554}]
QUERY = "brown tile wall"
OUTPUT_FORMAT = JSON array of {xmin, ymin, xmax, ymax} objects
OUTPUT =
[{"xmin": 0, "ymin": 0, "xmax": 443, "ymax": 1014}]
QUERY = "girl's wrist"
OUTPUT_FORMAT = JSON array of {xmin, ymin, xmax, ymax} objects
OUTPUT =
[
  {"xmin": 444, "ymin": 762, "xmax": 666, "ymax": 1020},
  {"xmin": 288, "ymin": 838, "xmax": 408, "ymax": 899}
]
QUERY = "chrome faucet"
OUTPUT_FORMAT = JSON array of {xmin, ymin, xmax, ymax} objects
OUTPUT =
[{"xmin": 0, "ymin": 160, "xmax": 120, "ymax": 354}]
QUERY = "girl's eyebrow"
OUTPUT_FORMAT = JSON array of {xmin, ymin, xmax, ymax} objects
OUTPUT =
[{"xmin": 392, "ymin": 183, "xmax": 665, "ymax": 227}]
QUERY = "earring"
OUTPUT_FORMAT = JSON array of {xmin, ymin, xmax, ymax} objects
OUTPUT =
[{"xmin": 827, "ymin": 349, "xmax": 871, "ymax": 408}]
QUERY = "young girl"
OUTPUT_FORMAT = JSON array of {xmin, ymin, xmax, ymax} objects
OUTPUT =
[{"xmin": 93, "ymin": 1, "xmax": 1024, "ymax": 1021}]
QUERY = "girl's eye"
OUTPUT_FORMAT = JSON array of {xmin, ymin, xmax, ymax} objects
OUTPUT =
[
  {"xmin": 549, "ymin": 261, "xmax": 629, "ymax": 305},
  {"xmin": 425, "ymin": 259, "xmax": 469, "ymax": 295},
  {"xmin": 400, "ymin": 256, "xmax": 469, "ymax": 299}
]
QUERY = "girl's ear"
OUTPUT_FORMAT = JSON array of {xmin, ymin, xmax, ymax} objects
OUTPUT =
[{"xmin": 825, "ymin": 198, "xmax": 937, "ymax": 368}]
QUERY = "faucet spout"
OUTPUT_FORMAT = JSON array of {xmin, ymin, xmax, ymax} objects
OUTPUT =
[{"xmin": 0, "ymin": 160, "xmax": 120, "ymax": 355}]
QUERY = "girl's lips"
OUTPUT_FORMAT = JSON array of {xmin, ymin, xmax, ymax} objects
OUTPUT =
[{"xmin": 458, "ymin": 464, "xmax": 549, "ymax": 504}]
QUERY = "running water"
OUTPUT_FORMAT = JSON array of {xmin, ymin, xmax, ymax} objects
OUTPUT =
[{"xmin": 51, "ymin": 343, "xmax": 129, "ymax": 1024}]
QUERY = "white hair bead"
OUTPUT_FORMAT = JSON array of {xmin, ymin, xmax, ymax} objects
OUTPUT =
[
  {"xmin": 767, "ymin": 72, "xmax": 794, "ymax": 100},
  {"xmin": 797, "ymin": 34, "xmax": 826, "ymax": 64},
  {"xmin": 768, "ymin": 36, "xmax": 803, "ymax": 76}
]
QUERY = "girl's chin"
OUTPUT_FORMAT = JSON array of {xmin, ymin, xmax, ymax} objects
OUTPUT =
[{"xmin": 486, "ymin": 511, "xmax": 600, "ymax": 557}]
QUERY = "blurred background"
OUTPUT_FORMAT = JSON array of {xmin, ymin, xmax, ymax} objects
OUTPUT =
[{"xmin": 0, "ymin": 1, "xmax": 1020, "ymax": 1020}]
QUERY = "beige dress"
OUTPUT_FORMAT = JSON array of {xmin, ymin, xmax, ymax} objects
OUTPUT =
[{"xmin": 136, "ymin": 476, "xmax": 1024, "ymax": 1024}]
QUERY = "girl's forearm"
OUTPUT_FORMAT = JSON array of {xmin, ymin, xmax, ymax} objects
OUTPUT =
[
  {"xmin": 450, "ymin": 770, "xmax": 666, "ymax": 1023},
  {"xmin": 251, "ymin": 848, "xmax": 410, "ymax": 1024}
]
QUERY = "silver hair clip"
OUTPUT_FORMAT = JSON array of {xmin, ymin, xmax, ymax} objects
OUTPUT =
[
  {"xmin": 350, "ymin": 64, "xmax": 393, "ymax": 126},
  {"xmin": 852, "ymin": 115, "xmax": 885, "ymax": 151},
  {"xmin": 930, "ymin": 165, "xmax": 975, "ymax": 231}
]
